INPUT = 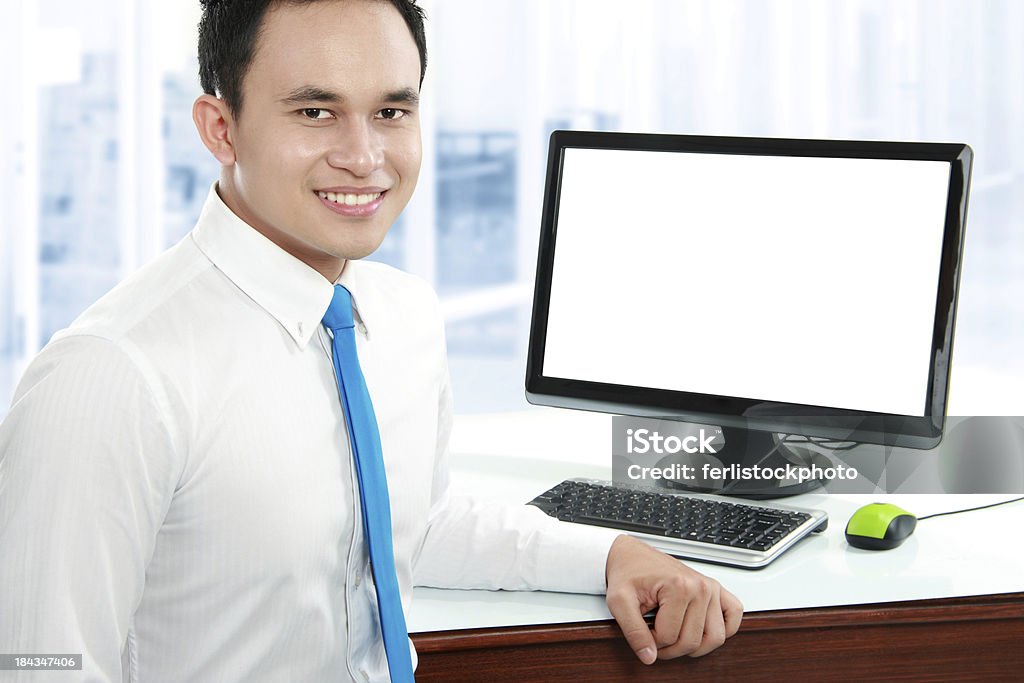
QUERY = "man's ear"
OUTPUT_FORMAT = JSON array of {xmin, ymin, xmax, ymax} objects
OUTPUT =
[{"xmin": 193, "ymin": 94, "xmax": 236, "ymax": 166}]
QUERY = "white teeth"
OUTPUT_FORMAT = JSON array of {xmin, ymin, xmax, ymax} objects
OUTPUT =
[{"xmin": 318, "ymin": 191, "xmax": 382, "ymax": 206}]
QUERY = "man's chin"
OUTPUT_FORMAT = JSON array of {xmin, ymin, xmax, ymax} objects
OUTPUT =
[
  {"xmin": 327, "ymin": 237, "xmax": 389, "ymax": 263},
  {"xmin": 281, "ymin": 236, "xmax": 388, "ymax": 280}
]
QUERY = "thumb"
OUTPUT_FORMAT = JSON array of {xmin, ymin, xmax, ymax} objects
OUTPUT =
[{"xmin": 607, "ymin": 589, "xmax": 658, "ymax": 665}]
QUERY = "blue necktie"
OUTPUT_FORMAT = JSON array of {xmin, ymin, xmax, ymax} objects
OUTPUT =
[{"xmin": 323, "ymin": 284, "xmax": 415, "ymax": 683}]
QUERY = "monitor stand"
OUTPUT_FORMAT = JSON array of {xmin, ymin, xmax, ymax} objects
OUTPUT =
[{"xmin": 654, "ymin": 425, "xmax": 831, "ymax": 500}]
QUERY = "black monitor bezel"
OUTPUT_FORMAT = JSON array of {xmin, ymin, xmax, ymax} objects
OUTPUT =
[{"xmin": 525, "ymin": 130, "xmax": 973, "ymax": 448}]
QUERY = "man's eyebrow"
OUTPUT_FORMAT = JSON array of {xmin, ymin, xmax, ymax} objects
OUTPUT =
[
  {"xmin": 277, "ymin": 86, "xmax": 420, "ymax": 107},
  {"xmin": 383, "ymin": 88, "xmax": 420, "ymax": 107},
  {"xmin": 278, "ymin": 86, "xmax": 343, "ymax": 105}
]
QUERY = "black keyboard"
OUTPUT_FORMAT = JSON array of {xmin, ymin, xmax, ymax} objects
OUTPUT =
[{"xmin": 528, "ymin": 478, "xmax": 828, "ymax": 569}]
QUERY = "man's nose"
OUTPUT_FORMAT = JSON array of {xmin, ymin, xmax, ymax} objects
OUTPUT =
[{"xmin": 326, "ymin": 120, "xmax": 384, "ymax": 177}]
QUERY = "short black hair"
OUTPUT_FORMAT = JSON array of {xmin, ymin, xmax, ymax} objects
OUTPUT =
[{"xmin": 197, "ymin": 0, "xmax": 427, "ymax": 117}]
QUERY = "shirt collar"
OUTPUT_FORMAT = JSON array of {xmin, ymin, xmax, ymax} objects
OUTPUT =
[{"xmin": 191, "ymin": 183, "xmax": 370, "ymax": 347}]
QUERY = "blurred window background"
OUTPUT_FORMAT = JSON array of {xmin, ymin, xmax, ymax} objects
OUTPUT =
[{"xmin": 1, "ymin": 0, "xmax": 1022, "ymax": 418}]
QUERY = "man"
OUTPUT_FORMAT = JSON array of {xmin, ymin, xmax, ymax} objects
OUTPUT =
[{"xmin": 0, "ymin": 1, "xmax": 742, "ymax": 680}]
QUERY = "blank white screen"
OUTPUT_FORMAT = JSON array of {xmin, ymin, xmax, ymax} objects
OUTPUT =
[{"xmin": 542, "ymin": 147, "xmax": 952, "ymax": 417}]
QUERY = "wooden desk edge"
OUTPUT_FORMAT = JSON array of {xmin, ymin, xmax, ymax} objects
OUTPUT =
[{"xmin": 411, "ymin": 591, "xmax": 1024, "ymax": 653}]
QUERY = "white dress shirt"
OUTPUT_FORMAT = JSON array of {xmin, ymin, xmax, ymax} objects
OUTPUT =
[{"xmin": 0, "ymin": 185, "xmax": 620, "ymax": 683}]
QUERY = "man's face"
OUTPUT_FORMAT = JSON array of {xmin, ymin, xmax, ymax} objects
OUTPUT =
[{"xmin": 218, "ymin": 0, "xmax": 422, "ymax": 278}]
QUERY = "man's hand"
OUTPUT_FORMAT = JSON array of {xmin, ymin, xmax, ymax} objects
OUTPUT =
[{"xmin": 605, "ymin": 535, "xmax": 743, "ymax": 665}]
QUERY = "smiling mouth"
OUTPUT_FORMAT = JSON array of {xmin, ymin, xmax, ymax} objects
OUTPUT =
[{"xmin": 316, "ymin": 190, "xmax": 384, "ymax": 206}]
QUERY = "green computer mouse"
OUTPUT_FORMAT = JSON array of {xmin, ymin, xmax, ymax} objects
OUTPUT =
[{"xmin": 845, "ymin": 503, "xmax": 918, "ymax": 550}]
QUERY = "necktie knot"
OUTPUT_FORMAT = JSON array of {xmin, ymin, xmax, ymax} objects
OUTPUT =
[{"xmin": 323, "ymin": 284, "xmax": 355, "ymax": 331}]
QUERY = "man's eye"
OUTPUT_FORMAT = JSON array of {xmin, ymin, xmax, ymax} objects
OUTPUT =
[
  {"xmin": 301, "ymin": 108, "xmax": 332, "ymax": 120},
  {"xmin": 377, "ymin": 108, "xmax": 407, "ymax": 121}
]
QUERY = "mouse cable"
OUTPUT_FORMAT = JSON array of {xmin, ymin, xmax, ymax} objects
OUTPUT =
[{"xmin": 917, "ymin": 496, "xmax": 1024, "ymax": 521}]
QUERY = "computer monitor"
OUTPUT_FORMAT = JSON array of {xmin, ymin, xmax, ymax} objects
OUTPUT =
[{"xmin": 526, "ymin": 131, "xmax": 973, "ymax": 497}]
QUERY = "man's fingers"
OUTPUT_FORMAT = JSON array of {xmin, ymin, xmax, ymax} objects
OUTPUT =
[
  {"xmin": 657, "ymin": 578, "xmax": 711, "ymax": 658},
  {"xmin": 688, "ymin": 585, "xmax": 728, "ymax": 658},
  {"xmin": 651, "ymin": 593, "xmax": 687, "ymax": 649},
  {"xmin": 721, "ymin": 587, "xmax": 744, "ymax": 637},
  {"xmin": 606, "ymin": 588, "xmax": 658, "ymax": 665}
]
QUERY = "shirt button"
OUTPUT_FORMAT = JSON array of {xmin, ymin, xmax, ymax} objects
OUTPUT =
[
  {"xmin": 354, "ymin": 572, "xmax": 361, "ymax": 588},
  {"xmin": 297, "ymin": 321, "xmax": 304, "ymax": 336},
  {"xmin": 360, "ymin": 669, "xmax": 370, "ymax": 682},
  {"xmin": 357, "ymin": 322, "xmax": 367, "ymax": 335}
]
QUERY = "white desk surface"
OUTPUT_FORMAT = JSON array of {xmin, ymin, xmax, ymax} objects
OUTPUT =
[{"xmin": 408, "ymin": 409, "xmax": 1024, "ymax": 634}]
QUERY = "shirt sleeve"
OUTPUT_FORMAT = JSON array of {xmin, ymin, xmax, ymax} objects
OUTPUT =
[
  {"xmin": 0, "ymin": 335, "xmax": 181, "ymax": 682},
  {"xmin": 412, "ymin": 363, "xmax": 621, "ymax": 595}
]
